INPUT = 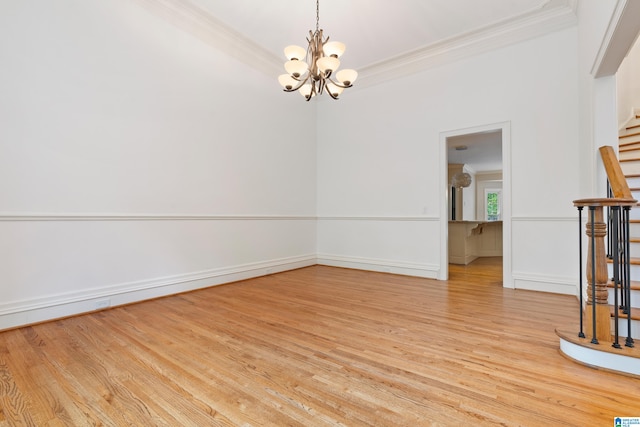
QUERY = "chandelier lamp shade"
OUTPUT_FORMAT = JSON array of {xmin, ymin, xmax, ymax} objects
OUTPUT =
[{"xmin": 278, "ymin": 0, "xmax": 358, "ymax": 101}]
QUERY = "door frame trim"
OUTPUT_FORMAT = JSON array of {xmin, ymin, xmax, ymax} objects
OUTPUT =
[{"xmin": 439, "ymin": 121, "xmax": 512, "ymax": 288}]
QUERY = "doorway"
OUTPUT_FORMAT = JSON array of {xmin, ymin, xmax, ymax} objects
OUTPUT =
[{"xmin": 438, "ymin": 122, "xmax": 512, "ymax": 287}]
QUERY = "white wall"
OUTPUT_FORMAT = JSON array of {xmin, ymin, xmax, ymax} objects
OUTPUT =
[
  {"xmin": 317, "ymin": 27, "xmax": 580, "ymax": 292},
  {"xmin": 576, "ymin": 0, "xmax": 619, "ymax": 198},
  {"xmin": 617, "ymin": 37, "xmax": 640, "ymax": 126},
  {"xmin": 0, "ymin": 0, "xmax": 317, "ymax": 329}
]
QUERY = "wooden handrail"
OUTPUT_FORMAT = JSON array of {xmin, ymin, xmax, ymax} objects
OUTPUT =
[
  {"xmin": 599, "ymin": 145, "xmax": 633, "ymax": 199},
  {"xmin": 573, "ymin": 197, "xmax": 637, "ymax": 207}
]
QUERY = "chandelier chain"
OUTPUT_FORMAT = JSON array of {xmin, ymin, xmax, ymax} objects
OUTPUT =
[{"xmin": 316, "ymin": 0, "xmax": 320, "ymax": 32}]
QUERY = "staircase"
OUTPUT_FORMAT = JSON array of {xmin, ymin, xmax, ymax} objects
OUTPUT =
[
  {"xmin": 557, "ymin": 110, "xmax": 640, "ymax": 376},
  {"xmin": 612, "ymin": 109, "xmax": 640, "ymax": 340}
]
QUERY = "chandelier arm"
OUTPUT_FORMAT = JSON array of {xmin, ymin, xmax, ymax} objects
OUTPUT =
[
  {"xmin": 326, "ymin": 76, "xmax": 353, "ymax": 89},
  {"xmin": 282, "ymin": 74, "xmax": 311, "ymax": 93},
  {"xmin": 326, "ymin": 87, "xmax": 339, "ymax": 100},
  {"xmin": 318, "ymin": 77, "xmax": 326, "ymax": 95}
]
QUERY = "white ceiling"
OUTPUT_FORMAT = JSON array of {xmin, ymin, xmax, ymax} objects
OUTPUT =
[
  {"xmin": 138, "ymin": 0, "xmax": 576, "ymax": 173},
  {"xmin": 187, "ymin": 0, "xmax": 574, "ymax": 71},
  {"xmin": 447, "ymin": 130, "xmax": 502, "ymax": 173}
]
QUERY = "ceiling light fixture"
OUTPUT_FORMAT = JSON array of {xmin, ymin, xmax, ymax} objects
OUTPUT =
[
  {"xmin": 278, "ymin": 0, "xmax": 358, "ymax": 101},
  {"xmin": 451, "ymin": 172, "xmax": 472, "ymax": 188}
]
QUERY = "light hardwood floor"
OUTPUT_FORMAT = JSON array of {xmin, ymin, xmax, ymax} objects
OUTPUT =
[{"xmin": 1, "ymin": 260, "xmax": 639, "ymax": 426}]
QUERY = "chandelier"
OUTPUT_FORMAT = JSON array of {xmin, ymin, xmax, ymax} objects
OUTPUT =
[
  {"xmin": 451, "ymin": 172, "xmax": 472, "ymax": 188},
  {"xmin": 277, "ymin": 0, "xmax": 358, "ymax": 101}
]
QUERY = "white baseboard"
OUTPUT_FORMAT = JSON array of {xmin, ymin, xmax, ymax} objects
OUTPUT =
[
  {"xmin": 0, "ymin": 256, "xmax": 579, "ymax": 330},
  {"xmin": 317, "ymin": 254, "xmax": 439, "ymax": 279},
  {"xmin": 449, "ymin": 255, "xmax": 478, "ymax": 265},
  {"xmin": 0, "ymin": 255, "xmax": 316, "ymax": 331},
  {"xmin": 512, "ymin": 272, "xmax": 577, "ymax": 295}
]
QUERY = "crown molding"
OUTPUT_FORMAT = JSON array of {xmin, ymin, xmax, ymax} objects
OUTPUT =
[
  {"xmin": 131, "ymin": 0, "xmax": 283, "ymax": 77},
  {"xmin": 356, "ymin": 0, "xmax": 578, "ymax": 89},
  {"xmin": 135, "ymin": 0, "xmax": 577, "ymax": 90}
]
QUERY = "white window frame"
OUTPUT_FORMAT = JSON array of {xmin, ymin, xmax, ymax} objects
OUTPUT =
[{"xmin": 485, "ymin": 188, "xmax": 502, "ymax": 221}]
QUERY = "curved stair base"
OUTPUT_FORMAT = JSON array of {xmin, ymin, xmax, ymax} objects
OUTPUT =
[{"xmin": 557, "ymin": 328, "xmax": 640, "ymax": 377}]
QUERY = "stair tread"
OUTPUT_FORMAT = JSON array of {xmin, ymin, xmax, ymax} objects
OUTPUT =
[
  {"xmin": 606, "ymin": 279, "xmax": 640, "ymax": 290},
  {"xmin": 619, "ymin": 144, "xmax": 640, "ymax": 151},
  {"xmin": 606, "ymin": 257, "xmax": 640, "ymax": 265},
  {"xmin": 610, "ymin": 305, "xmax": 640, "ymax": 321}
]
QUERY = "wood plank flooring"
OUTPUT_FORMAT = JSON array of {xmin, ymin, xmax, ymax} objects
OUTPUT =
[{"xmin": 1, "ymin": 259, "xmax": 639, "ymax": 426}]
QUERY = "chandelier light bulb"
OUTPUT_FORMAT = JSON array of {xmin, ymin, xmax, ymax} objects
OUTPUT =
[
  {"xmin": 278, "ymin": 74, "xmax": 298, "ymax": 90},
  {"xmin": 326, "ymin": 82, "xmax": 344, "ymax": 98},
  {"xmin": 336, "ymin": 69, "xmax": 358, "ymax": 86},
  {"xmin": 284, "ymin": 45, "xmax": 307, "ymax": 61},
  {"xmin": 284, "ymin": 60, "xmax": 308, "ymax": 78},
  {"xmin": 317, "ymin": 56, "xmax": 340, "ymax": 74},
  {"xmin": 323, "ymin": 41, "xmax": 345, "ymax": 58},
  {"xmin": 299, "ymin": 84, "xmax": 314, "ymax": 99}
]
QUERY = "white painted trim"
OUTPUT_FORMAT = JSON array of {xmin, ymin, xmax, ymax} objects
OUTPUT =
[
  {"xmin": 136, "ymin": 0, "xmax": 576, "ymax": 90},
  {"xmin": 0, "ymin": 214, "xmax": 440, "ymax": 222},
  {"xmin": 131, "ymin": 0, "xmax": 282, "ymax": 77},
  {"xmin": 0, "ymin": 214, "xmax": 315, "ymax": 222},
  {"xmin": 511, "ymin": 216, "xmax": 576, "ymax": 222},
  {"xmin": 591, "ymin": 0, "xmax": 640, "ymax": 78},
  {"xmin": 317, "ymin": 254, "xmax": 439, "ymax": 279},
  {"xmin": 502, "ymin": 123, "xmax": 513, "ymax": 289},
  {"xmin": 440, "ymin": 131, "xmax": 450, "ymax": 281},
  {"xmin": 512, "ymin": 272, "xmax": 577, "ymax": 295},
  {"xmin": 357, "ymin": 1, "xmax": 577, "ymax": 89},
  {"xmin": 559, "ymin": 337, "xmax": 640, "ymax": 376},
  {"xmin": 449, "ymin": 255, "xmax": 478, "ymax": 265},
  {"xmin": 0, "ymin": 255, "xmax": 316, "ymax": 331},
  {"xmin": 317, "ymin": 216, "xmax": 438, "ymax": 222},
  {"xmin": 439, "ymin": 121, "xmax": 512, "ymax": 286}
]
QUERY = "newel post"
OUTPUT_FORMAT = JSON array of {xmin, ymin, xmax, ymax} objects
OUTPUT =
[{"xmin": 585, "ymin": 205, "xmax": 610, "ymax": 342}]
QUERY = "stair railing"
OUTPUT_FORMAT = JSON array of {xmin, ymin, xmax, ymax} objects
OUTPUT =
[{"xmin": 573, "ymin": 146, "xmax": 636, "ymax": 347}]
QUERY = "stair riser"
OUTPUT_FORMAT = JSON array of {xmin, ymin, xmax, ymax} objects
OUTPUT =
[
  {"xmin": 625, "ymin": 176, "xmax": 640, "ymax": 186},
  {"xmin": 619, "ymin": 160, "xmax": 640, "ymax": 175},
  {"xmin": 607, "ymin": 263, "xmax": 640, "ymax": 280},
  {"xmin": 611, "ymin": 318, "xmax": 640, "ymax": 338},
  {"xmin": 627, "ymin": 209, "xmax": 640, "ymax": 220},
  {"xmin": 619, "ymin": 149, "xmax": 640, "ymax": 161},
  {"xmin": 606, "ymin": 288, "xmax": 640, "ymax": 307},
  {"xmin": 628, "ymin": 223, "xmax": 640, "ymax": 236}
]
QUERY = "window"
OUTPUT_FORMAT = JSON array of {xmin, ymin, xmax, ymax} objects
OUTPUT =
[{"xmin": 485, "ymin": 189, "xmax": 502, "ymax": 221}]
